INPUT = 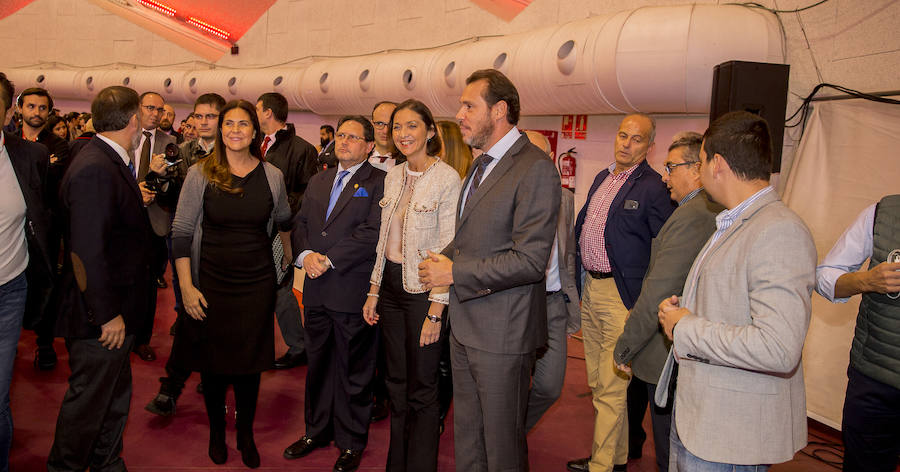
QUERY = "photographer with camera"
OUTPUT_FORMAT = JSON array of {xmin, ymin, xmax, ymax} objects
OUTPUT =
[{"xmin": 134, "ymin": 91, "xmax": 178, "ymax": 362}]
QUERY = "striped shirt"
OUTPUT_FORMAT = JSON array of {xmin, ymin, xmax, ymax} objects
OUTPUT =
[{"xmin": 579, "ymin": 163, "xmax": 640, "ymax": 272}]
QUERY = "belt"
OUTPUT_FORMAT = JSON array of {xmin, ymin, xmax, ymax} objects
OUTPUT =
[
  {"xmin": 546, "ymin": 290, "xmax": 560, "ymax": 296},
  {"xmin": 588, "ymin": 270, "xmax": 614, "ymax": 279}
]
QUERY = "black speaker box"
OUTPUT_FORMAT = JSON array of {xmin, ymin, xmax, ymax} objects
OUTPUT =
[{"xmin": 709, "ymin": 60, "xmax": 790, "ymax": 172}]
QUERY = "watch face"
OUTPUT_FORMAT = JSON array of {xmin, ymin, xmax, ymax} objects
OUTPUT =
[{"xmin": 889, "ymin": 249, "xmax": 900, "ymax": 264}]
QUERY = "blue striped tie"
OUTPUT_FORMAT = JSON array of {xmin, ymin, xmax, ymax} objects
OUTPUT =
[{"xmin": 326, "ymin": 170, "xmax": 349, "ymax": 219}]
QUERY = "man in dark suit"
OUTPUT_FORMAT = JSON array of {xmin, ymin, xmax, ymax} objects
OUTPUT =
[
  {"xmin": 48, "ymin": 85, "xmax": 152, "ymax": 472},
  {"xmin": 283, "ymin": 116, "xmax": 385, "ymax": 472},
  {"xmin": 17, "ymin": 87, "xmax": 70, "ymax": 371},
  {"xmin": 568, "ymin": 114, "xmax": 674, "ymax": 472},
  {"xmin": 419, "ymin": 69, "xmax": 561, "ymax": 472},
  {"xmin": 317, "ymin": 124, "xmax": 337, "ymax": 171},
  {"xmin": 255, "ymin": 92, "xmax": 319, "ymax": 370},
  {"xmin": 0, "ymin": 71, "xmax": 53, "ymax": 472},
  {"xmin": 612, "ymin": 132, "xmax": 723, "ymax": 472},
  {"xmin": 132, "ymin": 91, "xmax": 177, "ymax": 362}
]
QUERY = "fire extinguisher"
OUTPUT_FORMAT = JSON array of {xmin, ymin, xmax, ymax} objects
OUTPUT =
[{"xmin": 558, "ymin": 147, "xmax": 577, "ymax": 190}]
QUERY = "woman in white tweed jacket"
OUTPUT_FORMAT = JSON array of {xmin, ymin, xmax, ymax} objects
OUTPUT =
[{"xmin": 362, "ymin": 99, "xmax": 460, "ymax": 471}]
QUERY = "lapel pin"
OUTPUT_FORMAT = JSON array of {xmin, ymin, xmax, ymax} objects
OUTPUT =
[{"xmin": 354, "ymin": 184, "xmax": 359, "ymax": 189}]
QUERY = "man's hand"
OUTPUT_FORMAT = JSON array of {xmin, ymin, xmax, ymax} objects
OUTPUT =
[
  {"xmin": 304, "ymin": 252, "xmax": 330, "ymax": 279},
  {"xmin": 138, "ymin": 181, "xmax": 156, "ymax": 206},
  {"xmin": 49, "ymin": 154, "xmax": 59, "ymax": 165},
  {"xmin": 418, "ymin": 251, "xmax": 453, "ymax": 289},
  {"xmin": 615, "ymin": 363, "xmax": 632, "ymax": 375},
  {"xmin": 99, "ymin": 315, "xmax": 126, "ymax": 350},
  {"xmin": 149, "ymin": 153, "xmax": 167, "ymax": 174},
  {"xmin": 658, "ymin": 295, "xmax": 689, "ymax": 340},
  {"xmin": 861, "ymin": 261, "xmax": 900, "ymax": 294}
]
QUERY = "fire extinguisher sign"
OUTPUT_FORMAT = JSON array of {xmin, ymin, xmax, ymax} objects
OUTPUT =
[
  {"xmin": 561, "ymin": 114, "xmax": 588, "ymax": 140},
  {"xmin": 561, "ymin": 115, "xmax": 574, "ymax": 139}
]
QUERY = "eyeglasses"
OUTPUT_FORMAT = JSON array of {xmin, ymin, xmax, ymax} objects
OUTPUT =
[
  {"xmin": 372, "ymin": 121, "xmax": 389, "ymax": 129},
  {"xmin": 143, "ymin": 105, "xmax": 165, "ymax": 114},
  {"xmin": 336, "ymin": 132, "xmax": 366, "ymax": 142},
  {"xmin": 664, "ymin": 161, "xmax": 697, "ymax": 174}
]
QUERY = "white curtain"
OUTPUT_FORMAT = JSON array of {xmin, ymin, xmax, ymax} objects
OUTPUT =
[{"xmin": 782, "ymin": 99, "xmax": 900, "ymax": 428}]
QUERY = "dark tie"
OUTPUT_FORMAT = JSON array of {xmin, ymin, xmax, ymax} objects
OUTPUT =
[
  {"xmin": 326, "ymin": 170, "xmax": 350, "ymax": 220},
  {"xmin": 261, "ymin": 136, "xmax": 271, "ymax": 156},
  {"xmin": 464, "ymin": 154, "xmax": 492, "ymax": 210},
  {"xmin": 127, "ymin": 160, "xmax": 135, "ymax": 178},
  {"xmin": 137, "ymin": 130, "xmax": 152, "ymax": 181}
]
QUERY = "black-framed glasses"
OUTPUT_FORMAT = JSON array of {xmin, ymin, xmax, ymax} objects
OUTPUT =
[
  {"xmin": 373, "ymin": 121, "xmax": 389, "ymax": 129},
  {"xmin": 664, "ymin": 161, "xmax": 697, "ymax": 174}
]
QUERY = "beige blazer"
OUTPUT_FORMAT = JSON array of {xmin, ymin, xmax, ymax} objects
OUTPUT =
[
  {"xmin": 668, "ymin": 190, "xmax": 816, "ymax": 465},
  {"xmin": 370, "ymin": 159, "xmax": 460, "ymax": 304}
]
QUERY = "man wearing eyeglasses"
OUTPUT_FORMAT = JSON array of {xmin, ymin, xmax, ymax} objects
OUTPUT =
[
  {"xmin": 611, "ymin": 131, "xmax": 723, "ymax": 471},
  {"xmin": 132, "ymin": 91, "xmax": 177, "ymax": 364},
  {"xmin": 569, "ymin": 113, "xmax": 674, "ymax": 472},
  {"xmin": 368, "ymin": 101, "xmax": 404, "ymax": 173},
  {"xmin": 285, "ymin": 116, "xmax": 385, "ymax": 472}
]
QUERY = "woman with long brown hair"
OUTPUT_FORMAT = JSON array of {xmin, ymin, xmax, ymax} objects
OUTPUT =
[
  {"xmin": 171, "ymin": 99, "xmax": 292, "ymax": 469},
  {"xmin": 436, "ymin": 120, "xmax": 471, "ymax": 179}
]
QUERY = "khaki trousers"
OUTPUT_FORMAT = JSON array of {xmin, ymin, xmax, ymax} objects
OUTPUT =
[{"xmin": 581, "ymin": 276, "xmax": 630, "ymax": 471}]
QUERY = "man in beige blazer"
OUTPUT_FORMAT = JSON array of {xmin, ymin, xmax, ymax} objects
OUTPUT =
[
  {"xmin": 523, "ymin": 131, "xmax": 580, "ymax": 431},
  {"xmin": 657, "ymin": 111, "xmax": 816, "ymax": 470}
]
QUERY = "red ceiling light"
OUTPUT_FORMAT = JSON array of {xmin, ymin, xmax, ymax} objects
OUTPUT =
[
  {"xmin": 135, "ymin": 0, "xmax": 176, "ymax": 17},
  {"xmin": 186, "ymin": 16, "xmax": 230, "ymax": 40}
]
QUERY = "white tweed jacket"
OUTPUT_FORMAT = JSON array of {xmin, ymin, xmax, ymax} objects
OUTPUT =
[{"xmin": 370, "ymin": 159, "xmax": 460, "ymax": 304}]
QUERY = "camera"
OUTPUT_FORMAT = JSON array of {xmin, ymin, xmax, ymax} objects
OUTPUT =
[{"xmin": 144, "ymin": 143, "xmax": 183, "ymax": 196}]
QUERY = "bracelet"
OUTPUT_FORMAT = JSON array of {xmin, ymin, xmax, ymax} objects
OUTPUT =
[
  {"xmin": 366, "ymin": 293, "xmax": 379, "ymax": 298},
  {"xmin": 425, "ymin": 313, "xmax": 442, "ymax": 323}
]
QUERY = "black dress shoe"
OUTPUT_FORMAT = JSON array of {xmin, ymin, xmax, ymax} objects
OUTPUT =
[
  {"xmin": 208, "ymin": 427, "xmax": 227, "ymax": 464},
  {"xmin": 134, "ymin": 344, "xmax": 156, "ymax": 361},
  {"xmin": 34, "ymin": 346, "xmax": 57, "ymax": 371},
  {"xmin": 613, "ymin": 464, "xmax": 628, "ymax": 471},
  {"xmin": 283, "ymin": 436, "xmax": 326, "ymax": 459},
  {"xmin": 237, "ymin": 430, "xmax": 260, "ymax": 468},
  {"xmin": 156, "ymin": 277, "xmax": 168, "ymax": 288},
  {"xmin": 370, "ymin": 399, "xmax": 389, "ymax": 423},
  {"xmin": 145, "ymin": 393, "xmax": 176, "ymax": 417},
  {"xmin": 333, "ymin": 449, "xmax": 362, "ymax": 472},
  {"xmin": 566, "ymin": 457, "xmax": 590, "ymax": 472},
  {"xmin": 274, "ymin": 351, "xmax": 308, "ymax": 369}
]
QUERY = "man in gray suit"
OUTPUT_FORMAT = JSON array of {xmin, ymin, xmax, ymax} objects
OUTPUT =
[
  {"xmin": 133, "ymin": 91, "xmax": 177, "ymax": 362},
  {"xmin": 419, "ymin": 69, "xmax": 560, "ymax": 472},
  {"xmin": 523, "ymin": 130, "xmax": 580, "ymax": 432},
  {"xmin": 612, "ymin": 132, "xmax": 723, "ymax": 471},
  {"xmin": 657, "ymin": 111, "xmax": 816, "ymax": 470}
]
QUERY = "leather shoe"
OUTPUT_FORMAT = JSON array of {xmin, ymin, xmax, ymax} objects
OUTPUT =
[
  {"xmin": 566, "ymin": 457, "xmax": 590, "ymax": 472},
  {"xmin": 237, "ymin": 430, "xmax": 260, "ymax": 468},
  {"xmin": 134, "ymin": 344, "xmax": 156, "ymax": 361},
  {"xmin": 145, "ymin": 393, "xmax": 177, "ymax": 416},
  {"xmin": 613, "ymin": 464, "xmax": 628, "ymax": 471},
  {"xmin": 370, "ymin": 399, "xmax": 389, "ymax": 423},
  {"xmin": 283, "ymin": 436, "xmax": 327, "ymax": 459},
  {"xmin": 34, "ymin": 345, "xmax": 57, "ymax": 371},
  {"xmin": 274, "ymin": 351, "xmax": 308, "ymax": 369},
  {"xmin": 208, "ymin": 428, "xmax": 227, "ymax": 464},
  {"xmin": 156, "ymin": 276, "xmax": 168, "ymax": 288},
  {"xmin": 333, "ymin": 449, "xmax": 362, "ymax": 472}
]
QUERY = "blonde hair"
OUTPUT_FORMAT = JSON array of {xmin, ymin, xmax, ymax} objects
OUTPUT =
[{"xmin": 437, "ymin": 121, "xmax": 472, "ymax": 179}]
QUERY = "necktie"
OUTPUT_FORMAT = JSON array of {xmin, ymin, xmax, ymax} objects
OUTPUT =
[
  {"xmin": 326, "ymin": 170, "xmax": 350, "ymax": 220},
  {"xmin": 261, "ymin": 136, "xmax": 271, "ymax": 156},
  {"xmin": 137, "ymin": 130, "xmax": 152, "ymax": 181},
  {"xmin": 127, "ymin": 160, "xmax": 135, "ymax": 178},
  {"xmin": 464, "ymin": 154, "xmax": 492, "ymax": 210}
]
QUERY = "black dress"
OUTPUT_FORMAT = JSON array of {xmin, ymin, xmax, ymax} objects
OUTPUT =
[{"xmin": 185, "ymin": 163, "xmax": 276, "ymax": 374}]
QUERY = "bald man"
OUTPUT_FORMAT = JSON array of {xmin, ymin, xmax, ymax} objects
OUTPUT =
[{"xmin": 523, "ymin": 131, "xmax": 580, "ymax": 431}]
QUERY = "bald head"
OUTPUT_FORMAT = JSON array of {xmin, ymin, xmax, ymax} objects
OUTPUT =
[{"xmin": 525, "ymin": 130, "xmax": 554, "ymax": 160}]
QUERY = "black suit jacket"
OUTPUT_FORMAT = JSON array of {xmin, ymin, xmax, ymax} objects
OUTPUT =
[
  {"xmin": 316, "ymin": 141, "xmax": 337, "ymax": 172},
  {"xmin": 265, "ymin": 124, "xmax": 319, "ymax": 215},
  {"xmin": 291, "ymin": 161, "xmax": 385, "ymax": 314},
  {"xmin": 6, "ymin": 132, "xmax": 54, "ymax": 329},
  {"xmin": 55, "ymin": 137, "xmax": 152, "ymax": 339}
]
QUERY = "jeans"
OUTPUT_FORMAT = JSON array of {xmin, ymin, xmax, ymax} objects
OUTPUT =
[
  {"xmin": 670, "ymin": 420, "xmax": 769, "ymax": 472},
  {"xmin": 0, "ymin": 272, "xmax": 27, "ymax": 472}
]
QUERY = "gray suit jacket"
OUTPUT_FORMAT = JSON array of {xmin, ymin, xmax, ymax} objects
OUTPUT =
[
  {"xmin": 662, "ymin": 190, "xmax": 816, "ymax": 465},
  {"xmin": 443, "ymin": 133, "xmax": 561, "ymax": 354},
  {"xmin": 142, "ymin": 130, "xmax": 178, "ymax": 236},
  {"xmin": 613, "ymin": 190, "xmax": 722, "ymax": 383},
  {"xmin": 557, "ymin": 189, "xmax": 580, "ymax": 334}
]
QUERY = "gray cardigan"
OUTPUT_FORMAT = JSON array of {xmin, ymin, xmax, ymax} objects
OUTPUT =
[{"xmin": 172, "ymin": 162, "xmax": 292, "ymax": 283}]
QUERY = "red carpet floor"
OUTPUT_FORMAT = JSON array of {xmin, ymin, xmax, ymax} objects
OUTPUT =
[{"xmin": 8, "ymin": 271, "xmax": 868, "ymax": 471}]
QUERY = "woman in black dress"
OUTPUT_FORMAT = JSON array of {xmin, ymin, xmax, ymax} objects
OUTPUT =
[{"xmin": 171, "ymin": 100, "xmax": 292, "ymax": 469}]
